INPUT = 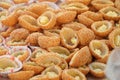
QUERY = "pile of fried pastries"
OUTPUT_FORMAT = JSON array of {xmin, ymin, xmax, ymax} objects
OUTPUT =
[{"xmin": 0, "ymin": 0, "xmax": 120, "ymax": 80}]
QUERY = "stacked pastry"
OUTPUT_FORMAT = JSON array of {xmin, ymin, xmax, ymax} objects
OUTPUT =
[{"xmin": 0, "ymin": 0, "xmax": 120, "ymax": 80}]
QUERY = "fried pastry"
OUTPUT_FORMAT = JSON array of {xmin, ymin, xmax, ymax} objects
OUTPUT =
[
  {"xmin": 39, "ymin": 0, "xmax": 58, "ymax": 2},
  {"xmin": 0, "ymin": 1, "xmax": 12, "ymax": 9},
  {"xmin": 0, "ymin": 10, "xmax": 8, "ymax": 21},
  {"xmin": 18, "ymin": 15, "xmax": 40, "ymax": 31},
  {"xmin": 91, "ymin": 0, "xmax": 114, "ymax": 10},
  {"xmin": 78, "ymin": 65, "xmax": 90, "ymax": 75},
  {"xmin": 89, "ymin": 40, "xmax": 109, "ymax": 59},
  {"xmin": 23, "ymin": 61, "xmax": 44, "ymax": 75},
  {"xmin": 29, "ymin": 75, "xmax": 48, "ymax": 80},
  {"xmin": 35, "ymin": 54, "xmax": 63, "ymax": 68},
  {"xmin": 109, "ymin": 28, "xmax": 120, "ymax": 48},
  {"xmin": 81, "ymin": 11, "xmax": 103, "ymax": 21},
  {"xmin": 0, "ymin": 45, "xmax": 9, "ymax": 56},
  {"xmin": 69, "ymin": 46, "xmax": 91, "ymax": 67},
  {"xmin": 10, "ymin": 28, "xmax": 29, "ymax": 41},
  {"xmin": 62, "ymin": 69, "xmax": 87, "ymax": 80},
  {"xmin": 60, "ymin": 2, "xmax": 89, "ymax": 14},
  {"xmin": 31, "ymin": 48, "xmax": 48, "ymax": 61},
  {"xmin": 26, "ymin": 32, "xmax": 43, "ymax": 46},
  {"xmin": 60, "ymin": 27, "xmax": 79, "ymax": 49},
  {"xmin": 37, "ymin": 11, "xmax": 56, "ymax": 29},
  {"xmin": 13, "ymin": 0, "xmax": 29, "ymax": 4},
  {"xmin": 0, "ymin": 35, "xmax": 4, "ymax": 45},
  {"xmin": 1, "ymin": 11, "xmax": 19, "ymax": 27},
  {"xmin": 91, "ymin": 20, "xmax": 113, "ymax": 37},
  {"xmin": 100, "ymin": 6, "xmax": 120, "ymax": 21},
  {"xmin": 0, "ymin": 55, "xmax": 22, "ymax": 77},
  {"xmin": 65, "ymin": 0, "xmax": 91, "ymax": 5},
  {"xmin": 38, "ymin": 33, "xmax": 60, "ymax": 48},
  {"xmin": 48, "ymin": 46, "xmax": 70, "ymax": 60},
  {"xmin": 89, "ymin": 62, "xmax": 106, "ymax": 78},
  {"xmin": 77, "ymin": 28, "xmax": 95, "ymax": 46},
  {"xmin": 62, "ymin": 22, "xmax": 86, "ymax": 31},
  {"xmin": 41, "ymin": 65, "xmax": 62, "ymax": 80},
  {"xmin": 77, "ymin": 14, "xmax": 94, "ymax": 27},
  {"xmin": 10, "ymin": 46, "xmax": 31, "ymax": 62},
  {"xmin": 8, "ymin": 71, "xmax": 34, "ymax": 80},
  {"xmin": 1, "ymin": 27, "xmax": 16, "ymax": 38},
  {"xmin": 27, "ymin": 3, "xmax": 48, "ymax": 16},
  {"xmin": 115, "ymin": 0, "xmax": 120, "ymax": 10},
  {"xmin": 56, "ymin": 10, "xmax": 77, "ymax": 24}
]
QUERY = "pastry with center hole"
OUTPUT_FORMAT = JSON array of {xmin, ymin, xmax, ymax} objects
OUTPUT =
[
  {"xmin": 89, "ymin": 40, "xmax": 109, "ymax": 59},
  {"xmin": 37, "ymin": 11, "xmax": 56, "ymax": 29},
  {"xmin": 56, "ymin": 10, "xmax": 77, "ymax": 24},
  {"xmin": 62, "ymin": 69, "xmax": 87, "ymax": 80},
  {"xmin": 35, "ymin": 54, "xmax": 63, "ymax": 68},
  {"xmin": 18, "ymin": 15, "xmax": 40, "ymax": 31},
  {"xmin": 30, "ymin": 48, "xmax": 48, "ymax": 61},
  {"xmin": 69, "ymin": 46, "xmax": 91, "ymax": 67},
  {"xmin": 8, "ymin": 71, "xmax": 34, "ymax": 80},
  {"xmin": 23, "ymin": 61, "xmax": 44, "ymax": 75},
  {"xmin": 109, "ymin": 28, "xmax": 120, "ymax": 48},
  {"xmin": 41, "ymin": 65, "xmax": 62, "ymax": 80},
  {"xmin": 91, "ymin": 0, "xmax": 114, "ymax": 10},
  {"xmin": 60, "ymin": 2, "xmax": 89, "ymax": 14},
  {"xmin": 91, "ymin": 20, "xmax": 113, "ymax": 37},
  {"xmin": 89, "ymin": 62, "xmax": 106, "ymax": 78},
  {"xmin": 100, "ymin": 6, "xmax": 120, "ymax": 21},
  {"xmin": 60, "ymin": 27, "xmax": 79, "ymax": 49},
  {"xmin": 77, "ymin": 28, "xmax": 95, "ymax": 46}
]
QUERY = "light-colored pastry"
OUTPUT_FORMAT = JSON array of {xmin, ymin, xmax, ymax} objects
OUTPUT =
[
  {"xmin": 0, "ymin": 10, "xmax": 8, "ymax": 21},
  {"xmin": 109, "ymin": 28, "xmax": 120, "ymax": 48},
  {"xmin": 30, "ymin": 48, "xmax": 48, "ymax": 61},
  {"xmin": 35, "ymin": 54, "xmax": 63, "ymax": 68},
  {"xmin": 48, "ymin": 46, "xmax": 70, "ymax": 60},
  {"xmin": 26, "ymin": 32, "xmax": 43, "ymax": 46},
  {"xmin": 37, "ymin": 11, "xmax": 56, "ymax": 29},
  {"xmin": 78, "ymin": 65, "xmax": 90, "ymax": 75},
  {"xmin": 1, "ymin": 27, "xmax": 16, "ymax": 38},
  {"xmin": 60, "ymin": 2, "xmax": 89, "ymax": 14},
  {"xmin": 89, "ymin": 62, "xmax": 106, "ymax": 78},
  {"xmin": 77, "ymin": 28, "xmax": 95, "ymax": 46},
  {"xmin": 77, "ymin": 14, "xmax": 94, "ymax": 27},
  {"xmin": 60, "ymin": 27, "xmax": 79, "ymax": 49},
  {"xmin": 100, "ymin": 6, "xmax": 120, "ymax": 21},
  {"xmin": 89, "ymin": 40, "xmax": 109, "ymax": 59},
  {"xmin": 91, "ymin": 0, "xmax": 114, "ymax": 10},
  {"xmin": 38, "ymin": 32, "xmax": 60, "ymax": 49},
  {"xmin": 56, "ymin": 10, "xmax": 77, "ymax": 24},
  {"xmin": 27, "ymin": 3, "xmax": 48, "ymax": 16},
  {"xmin": 23, "ymin": 61, "xmax": 44, "ymax": 75},
  {"xmin": 13, "ymin": 0, "xmax": 28, "ymax": 4},
  {"xmin": 0, "ymin": 1, "xmax": 12, "ymax": 9},
  {"xmin": 41, "ymin": 65, "xmax": 62, "ymax": 80},
  {"xmin": 0, "ymin": 46, "xmax": 9, "ymax": 56},
  {"xmin": 115, "ymin": 0, "xmax": 120, "ymax": 10},
  {"xmin": 10, "ymin": 28, "xmax": 29, "ymax": 41},
  {"xmin": 29, "ymin": 75, "xmax": 48, "ymax": 80},
  {"xmin": 1, "ymin": 11, "xmax": 19, "ymax": 27},
  {"xmin": 81, "ymin": 11, "xmax": 103, "ymax": 21},
  {"xmin": 0, "ymin": 55, "xmax": 22, "ymax": 77},
  {"xmin": 62, "ymin": 69, "xmax": 87, "ymax": 80},
  {"xmin": 18, "ymin": 15, "xmax": 40, "ymax": 32},
  {"xmin": 62, "ymin": 22, "xmax": 86, "ymax": 31},
  {"xmin": 8, "ymin": 71, "xmax": 34, "ymax": 80},
  {"xmin": 69, "ymin": 46, "xmax": 91, "ymax": 67},
  {"xmin": 91, "ymin": 20, "xmax": 113, "ymax": 37},
  {"xmin": 65, "ymin": 0, "xmax": 91, "ymax": 5}
]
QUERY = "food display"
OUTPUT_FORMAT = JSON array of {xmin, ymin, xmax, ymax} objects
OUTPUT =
[{"xmin": 0, "ymin": 0, "xmax": 120, "ymax": 80}]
